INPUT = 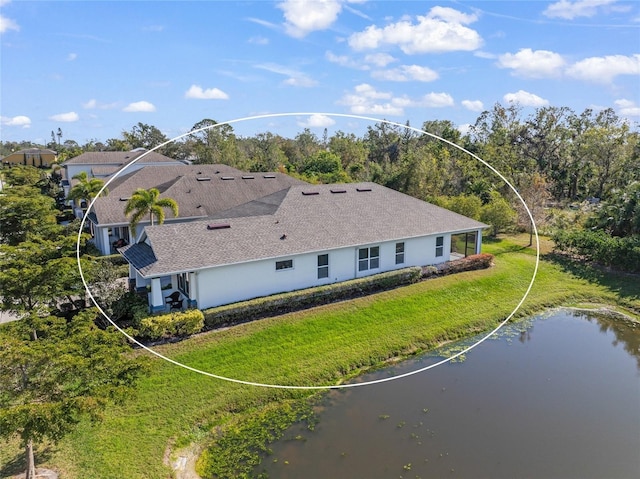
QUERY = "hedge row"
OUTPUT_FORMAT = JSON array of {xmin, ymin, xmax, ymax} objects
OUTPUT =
[
  {"xmin": 137, "ymin": 309, "xmax": 205, "ymax": 340},
  {"xmin": 552, "ymin": 229, "xmax": 640, "ymax": 272},
  {"xmin": 203, "ymin": 267, "xmax": 422, "ymax": 329},
  {"xmin": 422, "ymin": 253, "xmax": 494, "ymax": 278},
  {"xmin": 94, "ymin": 253, "xmax": 129, "ymax": 266}
]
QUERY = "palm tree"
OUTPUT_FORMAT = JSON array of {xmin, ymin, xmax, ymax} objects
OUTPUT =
[
  {"xmin": 124, "ymin": 187, "xmax": 179, "ymax": 237},
  {"xmin": 67, "ymin": 171, "xmax": 108, "ymax": 207}
]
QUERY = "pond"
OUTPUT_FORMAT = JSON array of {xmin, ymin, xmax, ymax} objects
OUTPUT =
[{"xmin": 258, "ymin": 309, "xmax": 640, "ymax": 479}]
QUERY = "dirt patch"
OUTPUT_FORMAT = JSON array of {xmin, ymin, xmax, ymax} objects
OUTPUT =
[
  {"xmin": 163, "ymin": 442, "xmax": 202, "ymax": 479},
  {"xmin": 6, "ymin": 469, "xmax": 59, "ymax": 479}
]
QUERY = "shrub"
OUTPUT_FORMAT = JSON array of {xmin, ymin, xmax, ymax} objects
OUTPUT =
[
  {"xmin": 137, "ymin": 309, "xmax": 205, "ymax": 341},
  {"xmin": 203, "ymin": 267, "xmax": 422, "ymax": 329},
  {"xmin": 433, "ymin": 253, "xmax": 494, "ymax": 277},
  {"xmin": 552, "ymin": 229, "xmax": 640, "ymax": 272}
]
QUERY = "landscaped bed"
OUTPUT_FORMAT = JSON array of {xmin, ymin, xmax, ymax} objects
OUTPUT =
[{"xmin": 1, "ymin": 236, "xmax": 638, "ymax": 479}]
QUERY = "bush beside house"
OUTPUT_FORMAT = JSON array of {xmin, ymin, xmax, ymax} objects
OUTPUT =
[
  {"xmin": 137, "ymin": 309, "xmax": 204, "ymax": 340},
  {"xmin": 203, "ymin": 267, "xmax": 423, "ymax": 329}
]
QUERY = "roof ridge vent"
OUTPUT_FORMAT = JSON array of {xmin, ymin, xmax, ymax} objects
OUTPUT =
[
  {"xmin": 221, "ymin": 176, "xmax": 235, "ymax": 180},
  {"xmin": 207, "ymin": 223, "xmax": 231, "ymax": 230},
  {"xmin": 302, "ymin": 191, "xmax": 320, "ymax": 196},
  {"xmin": 356, "ymin": 187, "xmax": 372, "ymax": 192},
  {"xmin": 196, "ymin": 177, "xmax": 211, "ymax": 181},
  {"xmin": 330, "ymin": 188, "xmax": 347, "ymax": 194},
  {"xmin": 242, "ymin": 175, "xmax": 255, "ymax": 179},
  {"xmin": 263, "ymin": 174, "xmax": 276, "ymax": 179}
]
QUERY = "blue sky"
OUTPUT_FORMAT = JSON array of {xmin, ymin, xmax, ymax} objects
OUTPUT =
[{"xmin": 1, "ymin": 0, "xmax": 639, "ymax": 145}]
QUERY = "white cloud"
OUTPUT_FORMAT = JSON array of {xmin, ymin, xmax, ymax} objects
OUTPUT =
[
  {"xmin": 1, "ymin": 115, "xmax": 31, "ymax": 128},
  {"xmin": 497, "ymin": 48, "xmax": 566, "ymax": 78},
  {"xmin": 0, "ymin": 8, "xmax": 19, "ymax": 33},
  {"xmin": 420, "ymin": 92, "xmax": 454, "ymax": 108},
  {"xmin": 82, "ymin": 98, "xmax": 118, "ymax": 109},
  {"xmin": 298, "ymin": 114, "xmax": 336, "ymax": 128},
  {"xmin": 278, "ymin": 0, "xmax": 343, "ymax": 38},
  {"xmin": 372, "ymin": 65, "xmax": 439, "ymax": 82},
  {"xmin": 364, "ymin": 53, "xmax": 396, "ymax": 67},
  {"xmin": 457, "ymin": 123, "xmax": 472, "ymax": 135},
  {"xmin": 67, "ymin": 53, "xmax": 78, "ymax": 61},
  {"xmin": 543, "ymin": 0, "xmax": 617, "ymax": 19},
  {"xmin": 248, "ymin": 36, "xmax": 269, "ymax": 45},
  {"xmin": 615, "ymin": 99, "xmax": 640, "ymax": 116},
  {"xmin": 283, "ymin": 75, "xmax": 317, "ymax": 87},
  {"xmin": 338, "ymin": 84, "xmax": 454, "ymax": 116},
  {"xmin": 339, "ymin": 83, "xmax": 405, "ymax": 116},
  {"xmin": 326, "ymin": 51, "xmax": 367, "ymax": 69},
  {"xmin": 503, "ymin": 90, "xmax": 549, "ymax": 107},
  {"xmin": 49, "ymin": 111, "xmax": 79, "ymax": 122},
  {"xmin": 348, "ymin": 6, "xmax": 482, "ymax": 54},
  {"xmin": 255, "ymin": 63, "xmax": 317, "ymax": 87},
  {"xmin": 184, "ymin": 85, "xmax": 229, "ymax": 100},
  {"xmin": 123, "ymin": 101, "xmax": 156, "ymax": 112},
  {"xmin": 566, "ymin": 54, "xmax": 640, "ymax": 83},
  {"xmin": 462, "ymin": 99, "xmax": 484, "ymax": 112}
]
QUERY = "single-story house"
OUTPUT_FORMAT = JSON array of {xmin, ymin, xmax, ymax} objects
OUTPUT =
[
  {"xmin": 120, "ymin": 182, "xmax": 488, "ymax": 312},
  {"xmin": 2, "ymin": 148, "xmax": 57, "ymax": 167},
  {"xmin": 60, "ymin": 149, "xmax": 188, "ymax": 198},
  {"xmin": 86, "ymin": 164, "xmax": 306, "ymax": 255}
]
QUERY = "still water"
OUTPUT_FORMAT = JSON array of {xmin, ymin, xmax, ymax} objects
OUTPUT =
[{"xmin": 259, "ymin": 309, "xmax": 640, "ymax": 479}]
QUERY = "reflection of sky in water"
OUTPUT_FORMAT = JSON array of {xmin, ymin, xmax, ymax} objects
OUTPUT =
[{"xmin": 260, "ymin": 309, "xmax": 640, "ymax": 479}]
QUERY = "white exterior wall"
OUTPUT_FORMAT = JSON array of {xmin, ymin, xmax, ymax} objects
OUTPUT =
[{"xmin": 193, "ymin": 234, "xmax": 452, "ymax": 309}]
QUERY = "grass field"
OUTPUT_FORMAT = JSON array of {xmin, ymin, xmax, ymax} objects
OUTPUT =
[{"xmin": 2, "ymin": 235, "xmax": 639, "ymax": 478}]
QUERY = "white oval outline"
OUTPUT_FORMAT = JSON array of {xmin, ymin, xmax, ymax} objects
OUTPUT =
[{"xmin": 76, "ymin": 112, "xmax": 539, "ymax": 390}]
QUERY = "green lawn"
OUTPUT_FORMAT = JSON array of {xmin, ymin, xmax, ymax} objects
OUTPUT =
[{"xmin": 2, "ymin": 236, "xmax": 639, "ymax": 478}]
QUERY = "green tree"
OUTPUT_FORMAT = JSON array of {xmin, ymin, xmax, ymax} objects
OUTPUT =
[
  {"xmin": 0, "ymin": 310, "xmax": 148, "ymax": 478},
  {"xmin": 587, "ymin": 181, "xmax": 640, "ymax": 237},
  {"xmin": 122, "ymin": 122, "xmax": 178, "ymax": 157},
  {"xmin": 445, "ymin": 194, "xmax": 483, "ymax": 220},
  {"xmin": 2, "ymin": 165, "xmax": 45, "ymax": 187},
  {"xmin": 328, "ymin": 131, "xmax": 368, "ymax": 180},
  {"xmin": 0, "ymin": 229, "xmax": 94, "ymax": 315},
  {"xmin": 67, "ymin": 171, "xmax": 109, "ymax": 208},
  {"xmin": 187, "ymin": 119, "xmax": 241, "ymax": 166},
  {"xmin": 480, "ymin": 192, "xmax": 517, "ymax": 237},
  {"xmin": 124, "ymin": 187, "xmax": 179, "ymax": 237},
  {"xmin": 298, "ymin": 150, "xmax": 351, "ymax": 183},
  {"xmin": 0, "ymin": 186, "xmax": 59, "ymax": 245}
]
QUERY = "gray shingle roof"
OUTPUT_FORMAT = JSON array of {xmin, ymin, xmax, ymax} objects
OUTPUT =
[
  {"xmin": 90, "ymin": 165, "xmax": 306, "ymax": 226},
  {"xmin": 62, "ymin": 150, "xmax": 179, "ymax": 166},
  {"xmin": 121, "ymin": 182, "xmax": 488, "ymax": 277}
]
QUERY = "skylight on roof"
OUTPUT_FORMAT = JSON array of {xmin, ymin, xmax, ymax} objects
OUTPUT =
[
  {"xmin": 221, "ymin": 176, "xmax": 235, "ymax": 180},
  {"xmin": 207, "ymin": 223, "xmax": 231, "ymax": 230},
  {"xmin": 196, "ymin": 177, "xmax": 211, "ymax": 181}
]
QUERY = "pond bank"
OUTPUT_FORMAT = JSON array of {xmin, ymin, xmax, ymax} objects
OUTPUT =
[{"xmin": 5, "ymin": 237, "xmax": 640, "ymax": 479}]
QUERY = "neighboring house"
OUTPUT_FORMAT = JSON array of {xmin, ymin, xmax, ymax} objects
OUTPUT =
[
  {"xmin": 2, "ymin": 148, "xmax": 57, "ymax": 167},
  {"xmin": 60, "ymin": 149, "xmax": 188, "ymax": 198},
  {"xmin": 86, "ymin": 164, "xmax": 306, "ymax": 255},
  {"xmin": 120, "ymin": 182, "xmax": 488, "ymax": 312}
]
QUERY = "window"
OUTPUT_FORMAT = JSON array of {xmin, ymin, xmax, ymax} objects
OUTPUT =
[
  {"xmin": 395, "ymin": 242, "xmax": 405, "ymax": 264},
  {"xmin": 276, "ymin": 259, "xmax": 293, "ymax": 271},
  {"xmin": 435, "ymin": 236, "xmax": 444, "ymax": 257},
  {"xmin": 358, "ymin": 246, "xmax": 380, "ymax": 271},
  {"xmin": 177, "ymin": 272, "xmax": 190, "ymax": 296},
  {"xmin": 317, "ymin": 254, "xmax": 329, "ymax": 279}
]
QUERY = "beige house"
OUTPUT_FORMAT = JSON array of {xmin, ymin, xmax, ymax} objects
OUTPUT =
[{"xmin": 2, "ymin": 148, "xmax": 57, "ymax": 167}]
